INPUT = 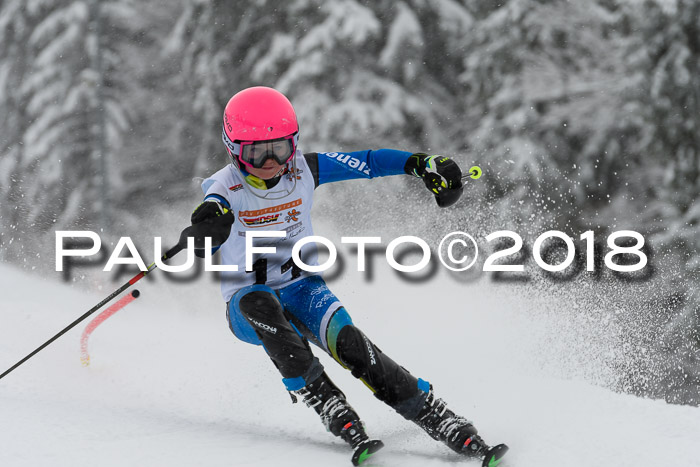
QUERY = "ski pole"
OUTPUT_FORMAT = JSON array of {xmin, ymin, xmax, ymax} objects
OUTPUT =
[{"xmin": 0, "ymin": 242, "xmax": 184, "ymax": 381}]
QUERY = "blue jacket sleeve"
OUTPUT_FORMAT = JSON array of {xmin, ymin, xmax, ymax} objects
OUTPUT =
[{"xmin": 315, "ymin": 149, "xmax": 412, "ymax": 186}]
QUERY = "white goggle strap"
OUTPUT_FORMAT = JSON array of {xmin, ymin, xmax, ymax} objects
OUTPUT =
[{"xmin": 222, "ymin": 125, "xmax": 241, "ymax": 155}]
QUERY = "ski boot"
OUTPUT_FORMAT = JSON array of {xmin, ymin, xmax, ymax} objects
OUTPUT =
[
  {"xmin": 414, "ymin": 387, "xmax": 508, "ymax": 466},
  {"xmin": 293, "ymin": 373, "xmax": 384, "ymax": 466}
]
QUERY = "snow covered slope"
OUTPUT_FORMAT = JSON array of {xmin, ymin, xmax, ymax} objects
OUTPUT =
[{"xmin": 1, "ymin": 256, "xmax": 699, "ymax": 467}]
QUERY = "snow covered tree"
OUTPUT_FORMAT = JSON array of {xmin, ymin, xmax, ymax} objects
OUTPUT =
[
  {"xmin": 457, "ymin": 0, "xmax": 636, "ymax": 231},
  {"xmin": 450, "ymin": 0, "xmax": 700, "ymax": 404},
  {"xmin": 0, "ymin": 0, "xmax": 141, "ymax": 262},
  {"xmin": 245, "ymin": 0, "xmax": 473, "ymax": 152},
  {"xmin": 0, "ymin": 1, "xmax": 34, "ymax": 262},
  {"xmin": 616, "ymin": 0, "xmax": 700, "ymax": 405}
]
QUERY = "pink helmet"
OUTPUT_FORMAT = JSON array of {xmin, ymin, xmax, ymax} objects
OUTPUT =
[{"xmin": 222, "ymin": 86, "xmax": 300, "ymax": 170}]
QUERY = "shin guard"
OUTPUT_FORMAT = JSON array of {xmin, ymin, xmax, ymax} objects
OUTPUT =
[
  {"xmin": 239, "ymin": 290, "xmax": 323, "ymax": 389},
  {"xmin": 335, "ymin": 325, "xmax": 428, "ymax": 419}
]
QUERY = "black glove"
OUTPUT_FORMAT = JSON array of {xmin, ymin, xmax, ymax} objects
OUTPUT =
[
  {"xmin": 179, "ymin": 200, "xmax": 234, "ymax": 249},
  {"xmin": 404, "ymin": 153, "xmax": 464, "ymax": 207},
  {"xmin": 191, "ymin": 200, "xmax": 230, "ymax": 224}
]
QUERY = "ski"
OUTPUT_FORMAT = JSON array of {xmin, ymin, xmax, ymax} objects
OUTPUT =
[
  {"xmin": 480, "ymin": 443, "xmax": 509, "ymax": 467},
  {"xmin": 351, "ymin": 439, "xmax": 384, "ymax": 466}
]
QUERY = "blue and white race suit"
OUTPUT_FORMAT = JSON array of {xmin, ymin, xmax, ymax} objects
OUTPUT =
[{"xmin": 200, "ymin": 148, "xmax": 432, "ymax": 417}]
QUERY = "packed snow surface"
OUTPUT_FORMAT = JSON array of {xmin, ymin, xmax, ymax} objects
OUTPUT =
[{"xmin": 1, "ymin": 257, "xmax": 699, "ymax": 467}]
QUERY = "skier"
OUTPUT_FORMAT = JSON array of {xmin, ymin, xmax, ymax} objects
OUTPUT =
[{"xmin": 190, "ymin": 86, "xmax": 508, "ymax": 466}]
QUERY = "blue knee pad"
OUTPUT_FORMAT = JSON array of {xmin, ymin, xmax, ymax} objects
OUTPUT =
[
  {"xmin": 276, "ymin": 275, "xmax": 352, "ymax": 354},
  {"xmin": 227, "ymin": 284, "xmax": 275, "ymax": 346},
  {"xmin": 227, "ymin": 283, "xmax": 308, "ymax": 346}
]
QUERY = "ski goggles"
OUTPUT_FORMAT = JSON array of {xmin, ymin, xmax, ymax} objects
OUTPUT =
[{"xmin": 223, "ymin": 128, "xmax": 298, "ymax": 169}]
